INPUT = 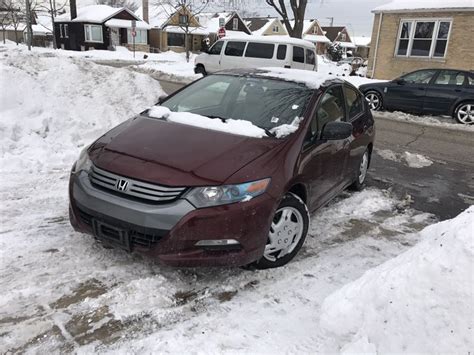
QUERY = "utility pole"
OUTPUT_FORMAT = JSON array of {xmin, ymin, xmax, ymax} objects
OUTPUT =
[
  {"xmin": 326, "ymin": 17, "xmax": 334, "ymax": 27},
  {"xmin": 25, "ymin": 0, "xmax": 33, "ymax": 50}
]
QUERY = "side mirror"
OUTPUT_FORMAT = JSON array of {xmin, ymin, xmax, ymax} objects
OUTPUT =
[
  {"xmin": 395, "ymin": 78, "xmax": 406, "ymax": 85},
  {"xmin": 157, "ymin": 94, "xmax": 168, "ymax": 105},
  {"xmin": 321, "ymin": 121, "xmax": 353, "ymax": 141}
]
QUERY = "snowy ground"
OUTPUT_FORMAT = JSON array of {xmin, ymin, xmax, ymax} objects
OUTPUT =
[{"xmin": 1, "ymin": 47, "xmax": 473, "ymax": 353}]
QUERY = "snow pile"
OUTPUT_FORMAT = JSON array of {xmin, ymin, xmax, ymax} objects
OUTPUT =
[
  {"xmin": 148, "ymin": 106, "xmax": 267, "ymax": 138},
  {"xmin": 373, "ymin": 0, "xmax": 473, "ymax": 12},
  {"xmin": 259, "ymin": 67, "xmax": 336, "ymax": 89},
  {"xmin": 377, "ymin": 149, "xmax": 433, "ymax": 168},
  {"xmin": 270, "ymin": 116, "xmax": 302, "ymax": 138},
  {"xmin": 320, "ymin": 206, "xmax": 474, "ymax": 353},
  {"xmin": 0, "ymin": 49, "xmax": 163, "ymax": 172},
  {"xmin": 376, "ymin": 111, "xmax": 474, "ymax": 132}
]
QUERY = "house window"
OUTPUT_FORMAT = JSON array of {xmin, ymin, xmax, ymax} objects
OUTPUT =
[
  {"xmin": 84, "ymin": 24, "xmax": 103, "ymax": 43},
  {"xmin": 396, "ymin": 19, "xmax": 452, "ymax": 58},
  {"xmin": 168, "ymin": 33, "xmax": 185, "ymax": 47},
  {"xmin": 340, "ymin": 33, "xmax": 346, "ymax": 41},
  {"xmin": 64, "ymin": 24, "xmax": 68, "ymax": 38},
  {"xmin": 272, "ymin": 25, "xmax": 279, "ymax": 33},
  {"xmin": 233, "ymin": 18, "xmax": 239, "ymax": 30},
  {"xmin": 59, "ymin": 24, "xmax": 64, "ymax": 38},
  {"xmin": 127, "ymin": 29, "xmax": 147, "ymax": 44},
  {"xmin": 179, "ymin": 14, "xmax": 188, "ymax": 26}
]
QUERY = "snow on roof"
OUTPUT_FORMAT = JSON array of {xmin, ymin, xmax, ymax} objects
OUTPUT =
[
  {"xmin": 304, "ymin": 34, "xmax": 331, "ymax": 43},
  {"xmin": 247, "ymin": 18, "xmax": 275, "ymax": 36},
  {"xmin": 56, "ymin": 5, "xmax": 138, "ymax": 23},
  {"xmin": 289, "ymin": 19, "xmax": 319, "ymax": 34},
  {"xmin": 29, "ymin": 24, "xmax": 53, "ymax": 35},
  {"xmin": 164, "ymin": 25, "xmax": 211, "ymax": 36},
  {"xmin": 334, "ymin": 41, "xmax": 356, "ymax": 49},
  {"xmin": 220, "ymin": 35, "xmax": 315, "ymax": 47},
  {"xmin": 352, "ymin": 36, "xmax": 371, "ymax": 47},
  {"xmin": 257, "ymin": 67, "xmax": 337, "ymax": 90},
  {"xmin": 105, "ymin": 19, "xmax": 152, "ymax": 30},
  {"xmin": 136, "ymin": 4, "xmax": 175, "ymax": 27},
  {"xmin": 373, "ymin": 0, "xmax": 474, "ymax": 12}
]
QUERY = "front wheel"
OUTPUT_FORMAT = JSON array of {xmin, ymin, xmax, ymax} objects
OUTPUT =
[
  {"xmin": 252, "ymin": 193, "xmax": 309, "ymax": 269},
  {"xmin": 454, "ymin": 102, "xmax": 474, "ymax": 125},
  {"xmin": 349, "ymin": 149, "xmax": 370, "ymax": 191},
  {"xmin": 365, "ymin": 91, "xmax": 383, "ymax": 111}
]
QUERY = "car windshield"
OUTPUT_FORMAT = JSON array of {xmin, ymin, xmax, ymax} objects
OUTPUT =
[{"xmin": 160, "ymin": 74, "xmax": 314, "ymax": 132}]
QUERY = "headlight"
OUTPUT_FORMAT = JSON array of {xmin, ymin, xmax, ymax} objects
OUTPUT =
[
  {"xmin": 186, "ymin": 178, "xmax": 271, "ymax": 208},
  {"xmin": 74, "ymin": 146, "xmax": 92, "ymax": 173}
]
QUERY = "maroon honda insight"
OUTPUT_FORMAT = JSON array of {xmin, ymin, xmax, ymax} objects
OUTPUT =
[{"xmin": 69, "ymin": 68, "xmax": 375, "ymax": 269}]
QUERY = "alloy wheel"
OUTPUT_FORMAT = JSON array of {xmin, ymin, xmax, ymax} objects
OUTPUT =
[
  {"xmin": 365, "ymin": 92, "xmax": 381, "ymax": 110},
  {"xmin": 457, "ymin": 104, "xmax": 474, "ymax": 124},
  {"xmin": 264, "ymin": 207, "xmax": 304, "ymax": 262},
  {"xmin": 359, "ymin": 151, "xmax": 369, "ymax": 184}
]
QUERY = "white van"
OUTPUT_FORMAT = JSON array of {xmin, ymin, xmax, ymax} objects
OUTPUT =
[{"xmin": 194, "ymin": 36, "xmax": 317, "ymax": 75}]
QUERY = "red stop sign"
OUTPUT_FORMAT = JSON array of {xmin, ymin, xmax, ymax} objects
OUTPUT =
[
  {"xmin": 131, "ymin": 30, "xmax": 136, "ymax": 37},
  {"xmin": 218, "ymin": 27, "xmax": 226, "ymax": 38}
]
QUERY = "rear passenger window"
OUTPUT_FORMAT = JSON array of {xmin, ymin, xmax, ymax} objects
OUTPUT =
[
  {"xmin": 245, "ymin": 42, "xmax": 275, "ymax": 59},
  {"xmin": 277, "ymin": 45, "xmax": 287, "ymax": 60},
  {"xmin": 293, "ymin": 46, "xmax": 305, "ymax": 63},
  {"xmin": 434, "ymin": 70, "xmax": 466, "ymax": 85},
  {"xmin": 344, "ymin": 86, "xmax": 364, "ymax": 120},
  {"xmin": 224, "ymin": 41, "xmax": 246, "ymax": 57},
  {"xmin": 306, "ymin": 49, "xmax": 315, "ymax": 65}
]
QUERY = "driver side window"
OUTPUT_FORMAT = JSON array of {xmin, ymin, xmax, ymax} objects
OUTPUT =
[
  {"xmin": 308, "ymin": 86, "xmax": 345, "ymax": 140},
  {"xmin": 209, "ymin": 41, "xmax": 224, "ymax": 55},
  {"xmin": 401, "ymin": 69, "xmax": 437, "ymax": 84}
]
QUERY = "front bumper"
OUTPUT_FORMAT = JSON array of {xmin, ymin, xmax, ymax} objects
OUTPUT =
[{"xmin": 69, "ymin": 171, "xmax": 276, "ymax": 267}]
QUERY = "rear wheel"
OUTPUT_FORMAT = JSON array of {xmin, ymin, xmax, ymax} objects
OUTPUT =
[
  {"xmin": 454, "ymin": 102, "xmax": 474, "ymax": 125},
  {"xmin": 252, "ymin": 193, "xmax": 309, "ymax": 269},
  {"xmin": 365, "ymin": 91, "xmax": 383, "ymax": 111},
  {"xmin": 349, "ymin": 149, "xmax": 370, "ymax": 191}
]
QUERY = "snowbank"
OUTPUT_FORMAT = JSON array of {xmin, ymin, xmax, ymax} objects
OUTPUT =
[
  {"xmin": 377, "ymin": 149, "xmax": 433, "ymax": 168},
  {"xmin": 320, "ymin": 206, "xmax": 474, "ymax": 353},
  {"xmin": 148, "ymin": 106, "xmax": 267, "ymax": 138},
  {"xmin": 0, "ymin": 49, "xmax": 164, "ymax": 172}
]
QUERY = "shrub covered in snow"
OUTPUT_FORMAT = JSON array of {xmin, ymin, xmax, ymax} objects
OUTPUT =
[{"xmin": 320, "ymin": 206, "xmax": 474, "ymax": 353}]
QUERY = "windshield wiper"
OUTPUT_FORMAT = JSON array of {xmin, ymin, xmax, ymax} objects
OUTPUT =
[{"xmin": 255, "ymin": 125, "xmax": 276, "ymax": 138}]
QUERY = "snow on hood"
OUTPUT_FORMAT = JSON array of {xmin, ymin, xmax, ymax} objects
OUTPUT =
[
  {"xmin": 319, "ymin": 205, "xmax": 474, "ymax": 353},
  {"xmin": 258, "ymin": 67, "xmax": 337, "ymax": 90},
  {"xmin": 148, "ymin": 106, "xmax": 303, "ymax": 139}
]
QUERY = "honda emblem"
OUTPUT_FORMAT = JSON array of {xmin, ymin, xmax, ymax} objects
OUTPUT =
[{"xmin": 116, "ymin": 179, "xmax": 129, "ymax": 192}]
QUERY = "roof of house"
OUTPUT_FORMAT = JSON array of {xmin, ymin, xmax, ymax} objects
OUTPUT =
[
  {"xmin": 352, "ymin": 36, "xmax": 371, "ymax": 47},
  {"xmin": 303, "ymin": 34, "xmax": 331, "ymax": 43},
  {"xmin": 288, "ymin": 19, "xmax": 318, "ymax": 34},
  {"xmin": 321, "ymin": 26, "xmax": 347, "ymax": 42},
  {"xmin": 198, "ymin": 12, "xmax": 250, "ymax": 35},
  {"xmin": 373, "ymin": 0, "xmax": 474, "ymax": 13},
  {"xmin": 105, "ymin": 18, "xmax": 152, "ymax": 30},
  {"xmin": 244, "ymin": 17, "xmax": 276, "ymax": 35},
  {"xmin": 56, "ymin": 5, "xmax": 139, "ymax": 23},
  {"xmin": 136, "ymin": 3, "xmax": 175, "ymax": 28}
]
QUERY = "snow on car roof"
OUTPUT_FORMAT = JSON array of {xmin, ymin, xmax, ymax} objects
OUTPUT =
[
  {"xmin": 256, "ymin": 67, "xmax": 338, "ymax": 90},
  {"xmin": 56, "ymin": 5, "xmax": 138, "ymax": 23},
  {"xmin": 218, "ymin": 35, "xmax": 315, "ymax": 47},
  {"xmin": 373, "ymin": 0, "xmax": 474, "ymax": 12}
]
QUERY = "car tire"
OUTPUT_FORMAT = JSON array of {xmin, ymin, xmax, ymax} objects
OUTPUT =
[
  {"xmin": 195, "ymin": 64, "xmax": 207, "ymax": 76},
  {"xmin": 365, "ymin": 91, "xmax": 383, "ymax": 111},
  {"xmin": 349, "ymin": 149, "xmax": 370, "ymax": 191},
  {"xmin": 252, "ymin": 193, "xmax": 309, "ymax": 270},
  {"xmin": 454, "ymin": 101, "xmax": 474, "ymax": 125}
]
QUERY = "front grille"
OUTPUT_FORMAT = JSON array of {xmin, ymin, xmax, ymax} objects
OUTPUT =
[{"xmin": 89, "ymin": 165, "xmax": 186, "ymax": 203}]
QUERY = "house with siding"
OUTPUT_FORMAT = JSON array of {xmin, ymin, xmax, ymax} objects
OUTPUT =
[
  {"xmin": 54, "ymin": 4, "xmax": 151, "ymax": 52},
  {"xmin": 288, "ymin": 19, "xmax": 330, "ymax": 54},
  {"xmin": 352, "ymin": 36, "xmax": 371, "ymax": 58},
  {"xmin": 245, "ymin": 17, "xmax": 287, "ymax": 36},
  {"xmin": 367, "ymin": 0, "xmax": 474, "ymax": 79}
]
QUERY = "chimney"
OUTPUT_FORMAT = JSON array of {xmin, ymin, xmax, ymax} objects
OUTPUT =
[
  {"xmin": 70, "ymin": 0, "xmax": 77, "ymax": 20},
  {"xmin": 142, "ymin": 0, "xmax": 149, "ymax": 23}
]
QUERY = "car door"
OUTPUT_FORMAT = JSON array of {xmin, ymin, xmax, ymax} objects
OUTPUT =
[
  {"xmin": 423, "ymin": 70, "xmax": 467, "ymax": 115},
  {"xmin": 205, "ymin": 40, "xmax": 224, "ymax": 73},
  {"xmin": 291, "ymin": 46, "xmax": 306, "ymax": 70},
  {"xmin": 300, "ymin": 85, "xmax": 349, "ymax": 210},
  {"xmin": 384, "ymin": 69, "xmax": 438, "ymax": 113},
  {"xmin": 343, "ymin": 85, "xmax": 372, "ymax": 182}
]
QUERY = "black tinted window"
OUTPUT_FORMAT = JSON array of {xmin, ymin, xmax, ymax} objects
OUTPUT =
[
  {"xmin": 209, "ymin": 41, "xmax": 223, "ymax": 55},
  {"xmin": 225, "ymin": 41, "xmax": 246, "ymax": 57},
  {"xmin": 293, "ymin": 46, "xmax": 304, "ymax": 63},
  {"xmin": 245, "ymin": 42, "xmax": 275, "ymax": 59},
  {"xmin": 344, "ymin": 86, "xmax": 364, "ymax": 120},
  {"xmin": 316, "ymin": 86, "xmax": 345, "ymax": 133},
  {"xmin": 306, "ymin": 49, "xmax": 315, "ymax": 65},
  {"xmin": 277, "ymin": 45, "xmax": 287, "ymax": 60}
]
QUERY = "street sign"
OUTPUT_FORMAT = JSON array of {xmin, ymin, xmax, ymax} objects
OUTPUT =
[
  {"xmin": 131, "ymin": 19, "xmax": 136, "ymax": 30},
  {"xmin": 218, "ymin": 27, "xmax": 226, "ymax": 39},
  {"xmin": 219, "ymin": 17, "xmax": 225, "ymax": 27}
]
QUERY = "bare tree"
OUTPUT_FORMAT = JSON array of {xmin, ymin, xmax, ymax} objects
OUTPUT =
[
  {"xmin": 35, "ymin": 0, "xmax": 67, "ymax": 48},
  {"xmin": 154, "ymin": 0, "xmax": 210, "ymax": 62},
  {"xmin": 96, "ymin": 0, "xmax": 138, "ymax": 12},
  {"xmin": 265, "ymin": 0, "xmax": 308, "ymax": 38}
]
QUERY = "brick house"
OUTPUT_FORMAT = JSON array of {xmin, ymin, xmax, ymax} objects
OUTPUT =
[{"xmin": 367, "ymin": 0, "xmax": 474, "ymax": 79}]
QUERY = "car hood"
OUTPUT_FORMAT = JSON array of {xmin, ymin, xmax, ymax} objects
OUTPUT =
[{"xmin": 89, "ymin": 116, "xmax": 281, "ymax": 187}]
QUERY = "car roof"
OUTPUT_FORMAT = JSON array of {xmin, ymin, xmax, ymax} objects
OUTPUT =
[
  {"xmin": 211, "ymin": 68, "xmax": 346, "ymax": 90},
  {"xmin": 218, "ymin": 35, "xmax": 315, "ymax": 48}
]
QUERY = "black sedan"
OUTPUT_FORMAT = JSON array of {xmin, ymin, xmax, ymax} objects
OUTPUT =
[{"xmin": 359, "ymin": 69, "xmax": 474, "ymax": 124}]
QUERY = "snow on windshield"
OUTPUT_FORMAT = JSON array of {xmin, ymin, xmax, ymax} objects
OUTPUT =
[
  {"xmin": 148, "ymin": 106, "xmax": 303, "ymax": 139},
  {"xmin": 258, "ymin": 67, "xmax": 337, "ymax": 90}
]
